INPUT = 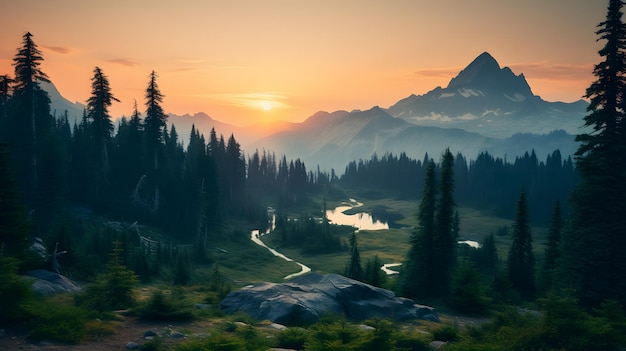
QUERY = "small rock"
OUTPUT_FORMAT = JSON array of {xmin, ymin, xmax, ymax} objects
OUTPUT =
[
  {"xmin": 195, "ymin": 303, "xmax": 212, "ymax": 309},
  {"xmin": 171, "ymin": 332, "xmax": 185, "ymax": 339},
  {"xmin": 126, "ymin": 341, "xmax": 141, "ymax": 350},
  {"xmin": 358, "ymin": 324, "xmax": 375, "ymax": 331},
  {"xmin": 144, "ymin": 329, "xmax": 158, "ymax": 338},
  {"xmin": 268, "ymin": 323, "xmax": 287, "ymax": 330},
  {"xmin": 429, "ymin": 340, "xmax": 448, "ymax": 349}
]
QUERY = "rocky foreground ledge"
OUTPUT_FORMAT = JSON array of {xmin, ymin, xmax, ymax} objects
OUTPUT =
[{"xmin": 221, "ymin": 273, "xmax": 438, "ymax": 325}]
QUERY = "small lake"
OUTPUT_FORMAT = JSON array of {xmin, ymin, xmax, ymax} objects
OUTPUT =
[{"xmin": 326, "ymin": 199, "xmax": 389, "ymax": 231}]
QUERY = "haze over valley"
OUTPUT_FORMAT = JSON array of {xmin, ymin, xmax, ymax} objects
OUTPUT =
[{"xmin": 45, "ymin": 52, "xmax": 586, "ymax": 171}]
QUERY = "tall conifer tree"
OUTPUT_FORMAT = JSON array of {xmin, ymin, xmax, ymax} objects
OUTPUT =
[
  {"xmin": 143, "ymin": 71, "xmax": 167, "ymax": 212},
  {"xmin": 434, "ymin": 148, "xmax": 456, "ymax": 296},
  {"xmin": 558, "ymin": 0, "xmax": 626, "ymax": 307},
  {"xmin": 10, "ymin": 32, "xmax": 51, "ymax": 203},
  {"xmin": 507, "ymin": 192, "xmax": 535, "ymax": 299},
  {"xmin": 86, "ymin": 67, "xmax": 118, "ymax": 199},
  {"xmin": 345, "ymin": 231, "xmax": 363, "ymax": 281},
  {"xmin": 401, "ymin": 160, "xmax": 436, "ymax": 299}
]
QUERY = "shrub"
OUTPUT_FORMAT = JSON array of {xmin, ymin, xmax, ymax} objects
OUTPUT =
[
  {"xmin": 432, "ymin": 325, "xmax": 459, "ymax": 342},
  {"xmin": 304, "ymin": 320, "xmax": 362, "ymax": 351},
  {"xmin": 176, "ymin": 333, "xmax": 245, "ymax": 351},
  {"xmin": 449, "ymin": 264, "xmax": 491, "ymax": 314},
  {"xmin": 26, "ymin": 301, "xmax": 88, "ymax": 343},
  {"xmin": 395, "ymin": 331, "xmax": 431, "ymax": 351},
  {"xmin": 74, "ymin": 241, "xmax": 138, "ymax": 313},
  {"xmin": 277, "ymin": 327, "xmax": 308, "ymax": 350},
  {"xmin": 136, "ymin": 289, "xmax": 194, "ymax": 322},
  {"xmin": 0, "ymin": 255, "xmax": 33, "ymax": 324}
]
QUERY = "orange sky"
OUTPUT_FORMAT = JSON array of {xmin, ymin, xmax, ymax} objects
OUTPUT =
[{"xmin": 0, "ymin": 0, "xmax": 606, "ymax": 126}]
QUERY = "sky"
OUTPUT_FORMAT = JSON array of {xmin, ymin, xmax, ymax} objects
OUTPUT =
[{"xmin": 0, "ymin": 0, "xmax": 606, "ymax": 127}]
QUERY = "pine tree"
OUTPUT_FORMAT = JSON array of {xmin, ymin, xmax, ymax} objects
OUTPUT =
[
  {"xmin": 433, "ymin": 148, "xmax": 457, "ymax": 297},
  {"xmin": 10, "ymin": 32, "xmax": 52, "ymax": 204},
  {"xmin": 86, "ymin": 67, "xmax": 118, "ymax": 201},
  {"xmin": 0, "ymin": 75, "xmax": 13, "ymax": 130},
  {"xmin": 401, "ymin": 160, "xmax": 436, "ymax": 299},
  {"xmin": 507, "ymin": 192, "xmax": 535, "ymax": 299},
  {"xmin": 476, "ymin": 233, "xmax": 498, "ymax": 278},
  {"xmin": 558, "ymin": 0, "xmax": 626, "ymax": 308},
  {"xmin": 363, "ymin": 255, "xmax": 386, "ymax": 287},
  {"xmin": 542, "ymin": 200, "xmax": 562, "ymax": 291},
  {"xmin": 143, "ymin": 71, "xmax": 167, "ymax": 213},
  {"xmin": 345, "ymin": 231, "xmax": 363, "ymax": 281},
  {"xmin": 76, "ymin": 241, "xmax": 138, "ymax": 311}
]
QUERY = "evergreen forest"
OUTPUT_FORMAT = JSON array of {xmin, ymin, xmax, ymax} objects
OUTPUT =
[{"xmin": 1, "ymin": 1, "xmax": 626, "ymax": 350}]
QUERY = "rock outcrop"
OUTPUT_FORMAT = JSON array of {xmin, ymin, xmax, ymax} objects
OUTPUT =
[
  {"xmin": 26, "ymin": 270, "xmax": 81, "ymax": 296},
  {"xmin": 221, "ymin": 273, "xmax": 438, "ymax": 325}
]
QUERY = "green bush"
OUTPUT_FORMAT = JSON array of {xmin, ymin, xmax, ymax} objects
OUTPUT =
[
  {"xmin": 26, "ymin": 301, "xmax": 88, "ymax": 343},
  {"xmin": 141, "ymin": 337, "xmax": 166, "ymax": 351},
  {"xmin": 0, "ymin": 255, "xmax": 33, "ymax": 324},
  {"xmin": 450, "ymin": 264, "xmax": 491, "ymax": 315},
  {"xmin": 394, "ymin": 330, "xmax": 431, "ymax": 351},
  {"xmin": 176, "ymin": 333, "xmax": 246, "ymax": 351},
  {"xmin": 74, "ymin": 241, "xmax": 138, "ymax": 313},
  {"xmin": 277, "ymin": 327, "xmax": 308, "ymax": 350},
  {"xmin": 135, "ymin": 289, "xmax": 195, "ymax": 322},
  {"xmin": 431, "ymin": 325, "xmax": 459, "ymax": 342},
  {"xmin": 448, "ymin": 295, "xmax": 626, "ymax": 351},
  {"xmin": 304, "ymin": 320, "xmax": 363, "ymax": 351}
]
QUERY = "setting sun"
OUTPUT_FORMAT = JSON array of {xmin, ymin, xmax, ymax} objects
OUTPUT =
[{"xmin": 261, "ymin": 101, "xmax": 272, "ymax": 111}]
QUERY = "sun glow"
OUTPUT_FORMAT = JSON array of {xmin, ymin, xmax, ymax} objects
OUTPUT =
[{"xmin": 261, "ymin": 101, "xmax": 272, "ymax": 111}]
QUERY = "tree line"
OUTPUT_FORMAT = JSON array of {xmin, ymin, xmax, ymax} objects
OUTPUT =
[
  {"xmin": 0, "ymin": 32, "xmax": 332, "ymax": 272},
  {"xmin": 341, "ymin": 149, "xmax": 577, "ymax": 225}
]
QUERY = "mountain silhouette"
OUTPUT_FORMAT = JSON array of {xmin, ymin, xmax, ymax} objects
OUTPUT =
[
  {"xmin": 252, "ymin": 52, "xmax": 584, "ymax": 170},
  {"xmin": 42, "ymin": 52, "xmax": 586, "ymax": 171},
  {"xmin": 387, "ymin": 52, "xmax": 587, "ymax": 138}
]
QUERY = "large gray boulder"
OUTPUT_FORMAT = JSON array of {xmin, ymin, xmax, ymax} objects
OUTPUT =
[
  {"xmin": 221, "ymin": 273, "xmax": 438, "ymax": 325},
  {"xmin": 26, "ymin": 270, "xmax": 81, "ymax": 296}
]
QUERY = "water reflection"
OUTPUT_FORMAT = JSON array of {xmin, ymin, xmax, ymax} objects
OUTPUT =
[
  {"xmin": 326, "ymin": 199, "xmax": 389, "ymax": 231},
  {"xmin": 458, "ymin": 240, "xmax": 481, "ymax": 248}
]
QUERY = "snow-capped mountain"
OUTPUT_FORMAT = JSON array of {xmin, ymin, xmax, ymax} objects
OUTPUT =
[{"xmin": 387, "ymin": 52, "xmax": 587, "ymax": 138}]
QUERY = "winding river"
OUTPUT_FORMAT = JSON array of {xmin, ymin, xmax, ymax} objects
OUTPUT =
[
  {"xmin": 250, "ymin": 211, "xmax": 311, "ymax": 280},
  {"xmin": 250, "ymin": 200, "xmax": 482, "ymax": 279}
]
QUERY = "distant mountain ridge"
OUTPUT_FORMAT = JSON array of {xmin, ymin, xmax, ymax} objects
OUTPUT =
[
  {"xmin": 43, "ymin": 52, "xmax": 587, "ymax": 172},
  {"xmin": 250, "ymin": 52, "xmax": 586, "ymax": 170},
  {"xmin": 387, "ymin": 52, "xmax": 587, "ymax": 138},
  {"xmin": 39, "ymin": 80, "xmax": 85, "ymax": 126}
]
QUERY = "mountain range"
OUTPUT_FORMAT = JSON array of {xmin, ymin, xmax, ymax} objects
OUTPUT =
[{"xmin": 43, "ymin": 52, "xmax": 587, "ymax": 172}]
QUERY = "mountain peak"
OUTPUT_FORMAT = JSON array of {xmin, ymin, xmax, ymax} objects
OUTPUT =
[{"xmin": 446, "ymin": 52, "xmax": 533, "ymax": 96}]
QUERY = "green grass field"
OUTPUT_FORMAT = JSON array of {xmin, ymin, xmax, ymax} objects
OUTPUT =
[{"xmin": 197, "ymin": 190, "xmax": 550, "ymax": 287}]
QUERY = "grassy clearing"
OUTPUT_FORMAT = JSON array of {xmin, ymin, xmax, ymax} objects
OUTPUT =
[
  {"xmin": 272, "ymin": 192, "xmax": 551, "ymax": 278},
  {"xmin": 204, "ymin": 238, "xmax": 302, "ymax": 287}
]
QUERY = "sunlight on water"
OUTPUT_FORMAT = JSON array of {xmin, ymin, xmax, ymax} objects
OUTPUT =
[
  {"xmin": 458, "ymin": 240, "xmax": 481, "ymax": 248},
  {"xmin": 326, "ymin": 199, "xmax": 389, "ymax": 231}
]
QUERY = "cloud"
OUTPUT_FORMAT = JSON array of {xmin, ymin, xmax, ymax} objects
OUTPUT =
[
  {"xmin": 205, "ymin": 92, "xmax": 292, "ymax": 110},
  {"xmin": 43, "ymin": 45, "xmax": 71, "ymax": 54},
  {"xmin": 509, "ymin": 62, "xmax": 593, "ymax": 81},
  {"xmin": 414, "ymin": 67, "xmax": 462, "ymax": 78},
  {"xmin": 105, "ymin": 58, "xmax": 138, "ymax": 67}
]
